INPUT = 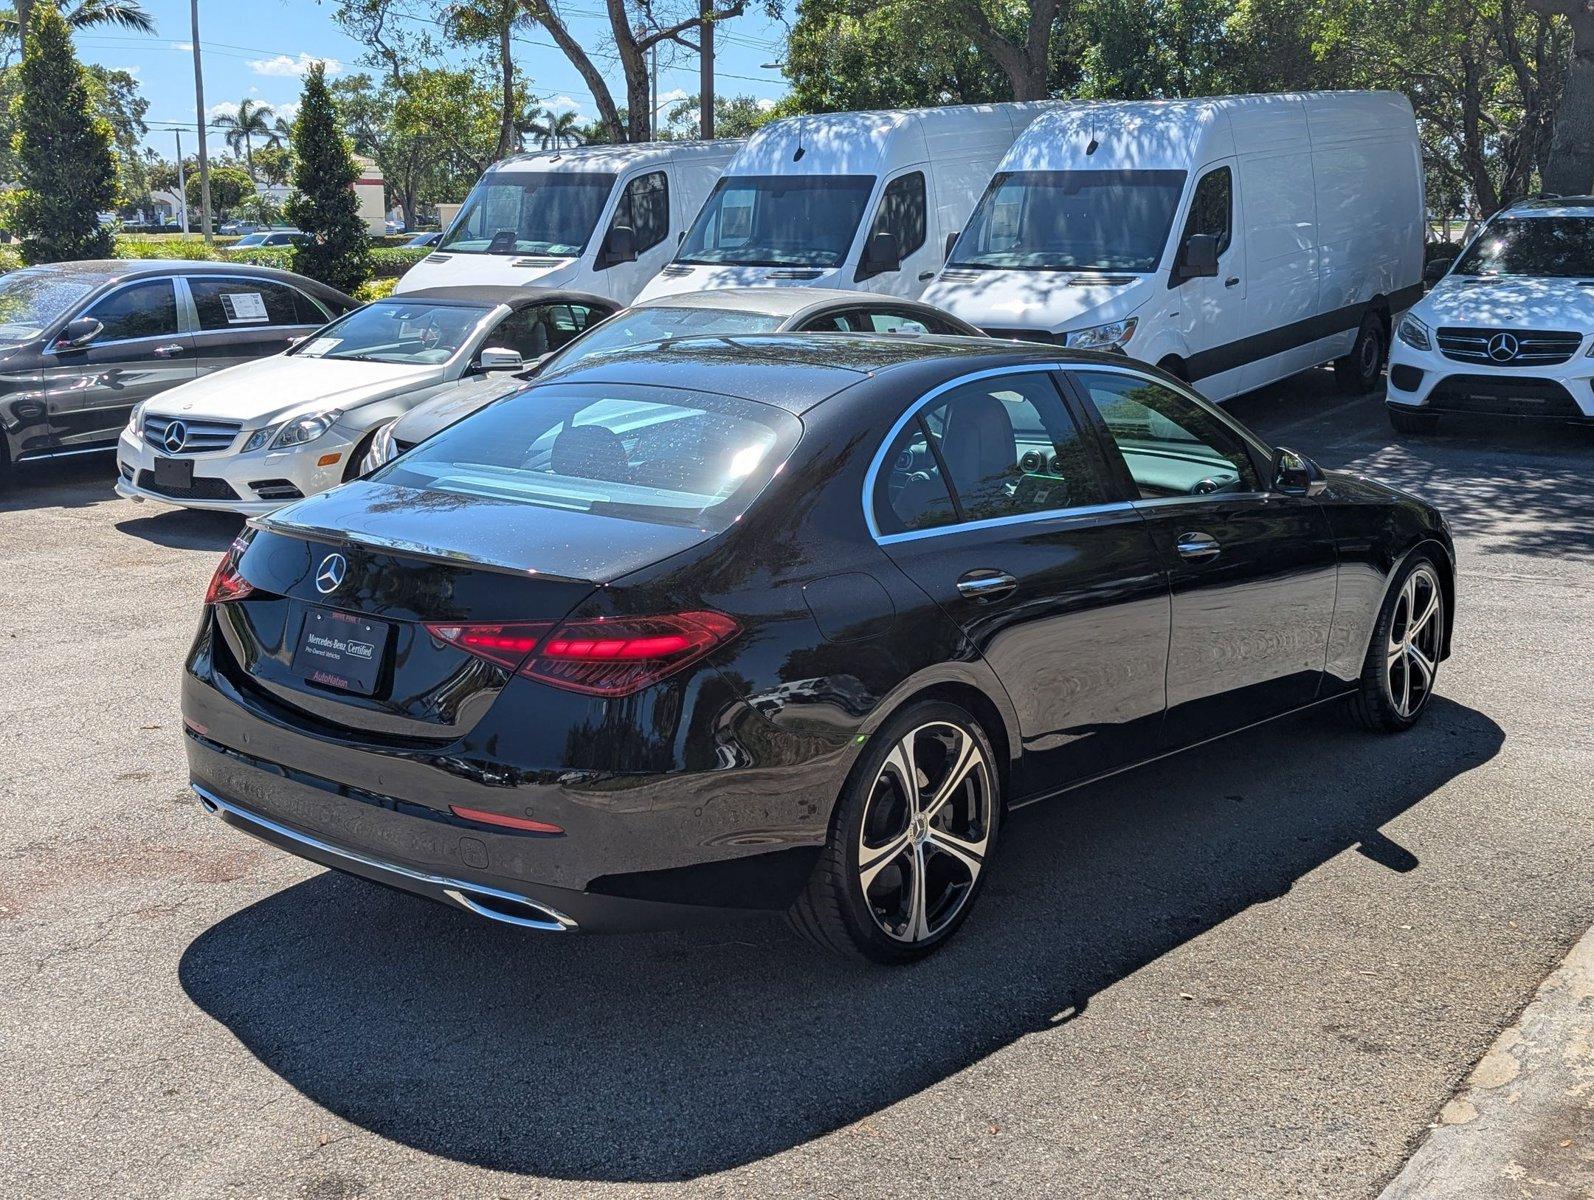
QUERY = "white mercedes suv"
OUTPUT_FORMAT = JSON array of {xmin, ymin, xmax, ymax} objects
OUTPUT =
[{"xmin": 1387, "ymin": 197, "xmax": 1594, "ymax": 433}]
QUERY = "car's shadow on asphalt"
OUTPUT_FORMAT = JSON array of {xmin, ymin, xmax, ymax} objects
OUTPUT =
[
  {"xmin": 0, "ymin": 451, "xmax": 118, "ymax": 513},
  {"xmin": 114, "ymin": 507, "xmax": 243, "ymax": 551},
  {"xmin": 178, "ymin": 696, "xmax": 1502, "ymax": 1183}
]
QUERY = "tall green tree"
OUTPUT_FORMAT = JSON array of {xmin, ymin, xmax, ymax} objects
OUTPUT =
[
  {"xmin": 11, "ymin": 2, "xmax": 115, "ymax": 262},
  {"xmin": 6, "ymin": 0, "xmax": 154, "ymax": 61},
  {"xmin": 287, "ymin": 61, "xmax": 369, "ymax": 294},
  {"xmin": 442, "ymin": 0, "xmax": 534, "ymax": 160},
  {"xmin": 520, "ymin": 104, "xmax": 584, "ymax": 148},
  {"xmin": 213, "ymin": 97, "xmax": 274, "ymax": 180}
]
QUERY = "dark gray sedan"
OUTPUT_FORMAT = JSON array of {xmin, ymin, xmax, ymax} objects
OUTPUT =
[
  {"xmin": 363, "ymin": 287, "xmax": 982, "ymax": 468},
  {"xmin": 0, "ymin": 259, "xmax": 354, "ymax": 482}
]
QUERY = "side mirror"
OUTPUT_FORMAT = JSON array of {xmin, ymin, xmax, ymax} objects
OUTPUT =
[
  {"xmin": 1174, "ymin": 233, "xmax": 1220, "ymax": 283},
  {"xmin": 1423, "ymin": 258, "xmax": 1451, "ymax": 284},
  {"xmin": 600, "ymin": 223, "xmax": 637, "ymax": 267},
  {"xmin": 858, "ymin": 229, "xmax": 902, "ymax": 280},
  {"xmin": 944, "ymin": 231, "xmax": 959, "ymax": 262},
  {"xmin": 475, "ymin": 347, "xmax": 524, "ymax": 372},
  {"xmin": 1272, "ymin": 446, "xmax": 1327, "ymax": 497},
  {"xmin": 55, "ymin": 316, "xmax": 103, "ymax": 350}
]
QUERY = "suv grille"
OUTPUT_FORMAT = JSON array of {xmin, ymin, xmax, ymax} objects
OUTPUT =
[
  {"xmin": 1436, "ymin": 327, "xmax": 1583, "ymax": 367},
  {"xmin": 143, "ymin": 414, "xmax": 242, "ymax": 454}
]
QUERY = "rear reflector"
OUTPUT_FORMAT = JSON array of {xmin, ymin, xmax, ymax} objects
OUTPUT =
[
  {"xmin": 204, "ymin": 538, "xmax": 254, "ymax": 604},
  {"xmin": 424, "ymin": 611, "xmax": 740, "ymax": 697},
  {"xmin": 449, "ymin": 804, "xmax": 564, "ymax": 835}
]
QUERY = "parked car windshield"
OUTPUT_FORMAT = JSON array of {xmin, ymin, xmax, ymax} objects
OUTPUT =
[
  {"xmin": 677, "ymin": 175, "xmax": 877, "ymax": 268},
  {"xmin": 439, "ymin": 171, "xmax": 617, "ymax": 257},
  {"xmin": 289, "ymin": 299, "xmax": 493, "ymax": 365},
  {"xmin": 0, "ymin": 269, "xmax": 99, "ymax": 345},
  {"xmin": 542, "ymin": 307, "xmax": 785, "ymax": 369},
  {"xmin": 1452, "ymin": 216, "xmax": 1594, "ymax": 277},
  {"xmin": 376, "ymin": 383, "xmax": 801, "ymax": 530},
  {"xmin": 951, "ymin": 169, "xmax": 1188, "ymax": 273}
]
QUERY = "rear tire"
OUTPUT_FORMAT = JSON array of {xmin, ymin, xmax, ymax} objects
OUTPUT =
[
  {"xmin": 1348, "ymin": 554, "xmax": 1445, "ymax": 733},
  {"xmin": 0, "ymin": 437, "xmax": 11, "ymax": 493},
  {"xmin": 1335, "ymin": 311, "xmax": 1386, "ymax": 393},
  {"xmin": 1388, "ymin": 407, "xmax": 1439, "ymax": 435},
  {"xmin": 789, "ymin": 700, "xmax": 1001, "ymax": 964}
]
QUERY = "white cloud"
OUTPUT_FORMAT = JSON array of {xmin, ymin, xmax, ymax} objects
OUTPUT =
[
  {"xmin": 207, "ymin": 101, "xmax": 239, "ymax": 121},
  {"xmin": 658, "ymin": 87, "xmax": 690, "ymax": 106},
  {"xmin": 756, "ymin": 97, "xmax": 776, "ymax": 111},
  {"xmin": 275, "ymin": 101, "xmax": 300, "ymax": 123},
  {"xmin": 543, "ymin": 94, "xmax": 583, "ymax": 114},
  {"xmin": 249, "ymin": 53, "xmax": 342, "ymax": 78},
  {"xmin": 169, "ymin": 41, "xmax": 193, "ymax": 51}
]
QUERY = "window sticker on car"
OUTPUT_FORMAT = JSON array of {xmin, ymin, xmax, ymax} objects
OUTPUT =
[
  {"xmin": 299, "ymin": 337, "xmax": 341, "ymax": 357},
  {"xmin": 220, "ymin": 292, "xmax": 270, "ymax": 324}
]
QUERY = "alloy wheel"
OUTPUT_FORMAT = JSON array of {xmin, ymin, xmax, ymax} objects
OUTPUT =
[
  {"xmin": 1386, "ymin": 564, "xmax": 1443, "ymax": 718},
  {"xmin": 857, "ymin": 722, "xmax": 992, "ymax": 943}
]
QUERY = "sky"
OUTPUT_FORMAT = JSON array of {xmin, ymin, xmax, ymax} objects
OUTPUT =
[{"xmin": 72, "ymin": 0, "xmax": 793, "ymax": 161}]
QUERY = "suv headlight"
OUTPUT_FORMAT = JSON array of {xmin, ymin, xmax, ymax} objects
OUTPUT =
[
  {"xmin": 241, "ymin": 408, "xmax": 343, "ymax": 453},
  {"xmin": 1396, "ymin": 314, "xmax": 1433, "ymax": 351},
  {"xmin": 1063, "ymin": 317, "xmax": 1138, "ymax": 351}
]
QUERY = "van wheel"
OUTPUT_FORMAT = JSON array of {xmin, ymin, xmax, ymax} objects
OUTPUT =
[
  {"xmin": 1388, "ymin": 407, "xmax": 1439, "ymax": 435},
  {"xmin": 1335, "ymin": 313, "xmax": 1386, "ymax": 393},
  {"xmin": 789, "ymin": 701, "xmax": 1001, "ymax": 964}
]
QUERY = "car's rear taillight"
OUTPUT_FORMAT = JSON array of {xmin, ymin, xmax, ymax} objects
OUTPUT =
[
  {"xmin": 425, "ymin": 611, "xmax": 740, "ymax": 697},
  {"xmin": 204, "ymin": 539, "xmax": 254, "ymax": 604}
]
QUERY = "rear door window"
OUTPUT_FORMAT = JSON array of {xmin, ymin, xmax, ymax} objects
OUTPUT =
[{"xmin": 188, "ymin": 277, "xmax": 327, "ymax": 330}]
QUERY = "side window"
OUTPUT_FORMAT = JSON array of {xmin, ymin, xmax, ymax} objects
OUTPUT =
[
  {"xmin": 488, "ymin": 303, "xmax": 608, "ymax": 358},
  {"xmin": 874, "ymin": 372, "xmax": 1106, "ymax": 535},
  {"xmin": 612, "ymin": 171, "xmax": 670, "ymax": 254},
  {"xmin": 871, "ymin": 171, "xmax": 927, "ymax": 260},
  {"xmin": 82, "ymin": 279, "xmax": 179, "ymax": 342},
  {"xmin": 1179, "ymin": 166, "xmax": 1232, "ymax": 257},
  {"xmin": 860, "ymin": 310, "xmax": 930, "ymax": 334},
  {"xmin": 188, "ymin": 277, "xmax": 326, "ymax": 331},
  {"xmin": 1074, "ymin": 370, "xmax": 1259, "ymax": 498}
]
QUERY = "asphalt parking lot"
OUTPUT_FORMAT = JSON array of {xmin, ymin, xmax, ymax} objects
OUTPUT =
[{"xmin": 2, "ymin": 372, "xmax": 1590, "ymax": 1200}]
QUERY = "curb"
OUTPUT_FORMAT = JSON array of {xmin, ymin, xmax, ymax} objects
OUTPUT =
[{"xmin": 1377, "ymin": 923, "xmax": 1593, "ymax": 1199}]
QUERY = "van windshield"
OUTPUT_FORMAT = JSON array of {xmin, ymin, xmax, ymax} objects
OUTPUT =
[
  {"xmin": 677, "ymin": 175, "xmax": 876, "ymax": 268},
  {"xmin": 1452, "ymin": 217, "xmax": 1594, "ymax": 278},
  {"xmin": 951, "ymin": 170, "xmax": 1187, "ymax": 273},
  {"xmin": 376, "ymin": 383, "xmax": 801, "ymax": 531},
  {"xmin": 440, "ymin": 171, "xmax": 617, "ymax": 257}
]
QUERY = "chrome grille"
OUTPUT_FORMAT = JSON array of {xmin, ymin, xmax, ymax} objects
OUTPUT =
[
  {"xmin": 1436, "ymin": 327, "xmax": 1583, "ymax": 367},
  {"xmin": 142, "ymin": 414, "xmax": 242, "ymax": 454}
]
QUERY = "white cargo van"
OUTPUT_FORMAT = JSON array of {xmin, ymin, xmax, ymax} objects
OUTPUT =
[
  {"xmin": 635, "ymin": 104, "xmax": 1054, "ymax": 303},
  {"xmin": 395, "ymin": 141, "xmax": 741, "ymax": 303},
  {"xmin": 923, "ymin": 92, "xmax": 1425, "ymax": 400}
]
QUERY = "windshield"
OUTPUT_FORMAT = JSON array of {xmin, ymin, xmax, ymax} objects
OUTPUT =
[
  {"xmin": 377, "ymin": 383, "xmax": 800, "ymax": 531},
  {"xmin": 0, "ymin": 270, "xmax": 98, "ymax": 345},
  {"xmin": 677, "ymin": 175, "xmax": 876, "ymax": 268},
  {"xmin": 542, "ymin": 307, "xmax": 784, "ymax": 370},
  {"xmin": 290, "ymin": 300, "xmax": 492, "ymax": 365},
  {"xmin": 440, "ymin": 171, "xmax": 617, "ymax": 257},
  {"xmin": 1453, "ymin": 217, "xmax": 1594, "ymax": 278},
  {"xmin": 951, "ymin": 169, "xmax": 1188, "ymax": 273},
  {"xmin": 233, "ymin": 233, "xmax": 269, "ymax": 247}
]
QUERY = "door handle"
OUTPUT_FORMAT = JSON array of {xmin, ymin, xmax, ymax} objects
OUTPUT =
[
  {"xmin": 153, "ymin": 343, "xmax": 186, "ymax": 358},
  {"xmin": 1176, "ymin": 532, "xmax": 1221, "ymax": 561},
  {"xmin": 918, "ymin": 270, "xmax": 936, "ymax": 281},
  {"xmin": 1224, "ymin": 276, "xmax": 1241, "ymax": 288},
  {"xmin": 956, "ymin": 570, "xmax": 1018, "ymax": 601}
]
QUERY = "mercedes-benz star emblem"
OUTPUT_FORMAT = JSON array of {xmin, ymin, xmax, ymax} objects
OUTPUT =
[
  {"xmin": 1487, "ymin": 332, "xmax": 1520, "ymax": 362},
  {"xmin": 315, "ymin": 553, "xmax": 347, "ymax": 595},
  {"xmin": 163, "ymin": 420, "xmax": 187, "ymax": 453}
]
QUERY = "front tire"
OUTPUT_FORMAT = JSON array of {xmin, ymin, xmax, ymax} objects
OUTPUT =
[
  {"xmin": 1335, "ymin": 311, "xmax": 1387, "ymax": 393},
  {"xmin": 1349, "ymin": 555, "xmax": 1445, "ymax": 732},
  {"xmin": 789, "ymin": 700, "xmax": 1001, "ymax": 964}
]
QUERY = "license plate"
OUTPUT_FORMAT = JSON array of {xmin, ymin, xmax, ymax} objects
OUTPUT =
[
  {"xmin": 152, "ymin": 455, "xmax": 193, "ymax": 490},
  {"xmin": 289, "ymin": 606, "xmax": 391, "ymax": 696}
]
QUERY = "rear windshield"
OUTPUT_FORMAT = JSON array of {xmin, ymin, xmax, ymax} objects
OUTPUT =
[
  {"xmin": 440, "ymin": 171, "xmax": 617, "ymax": 257},
  {"xmin": 678, "ymin": 175, "xmax": 876, "ymax": 268},
  {"xmin": 1453, "ymin": 216, "xmax": 1594, "ymax": 277},
  {"xmin": 376, "ymin": 382, "xmax": 802, "ymax": 531},
  {"xmin": 542, "ymin": 307, "xmax": 785, "ymax": 370},
  {"xmin": 952, "ymin": 169, "xmax": 1187, "ymax": 273}
]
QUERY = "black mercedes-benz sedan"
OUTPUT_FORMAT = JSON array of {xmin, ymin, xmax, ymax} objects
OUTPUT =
[{"xmin": 183, "ymin": 335, "xmax": 1455, "ymax": 963}]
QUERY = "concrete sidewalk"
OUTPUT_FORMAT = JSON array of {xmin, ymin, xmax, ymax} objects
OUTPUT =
[{"xmin": 1379, "ymin": 924, "xmax": 1593, "ymax": 1199}]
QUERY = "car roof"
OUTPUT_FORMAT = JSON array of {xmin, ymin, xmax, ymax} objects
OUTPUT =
[
  {"xmin": 534, "ymin": 332, "xmax": 1123, "ymax": 415},
  {"xmin": 1502, "ymin": 196, "xmax": 1594, "ymax": 217},
  {"xmin": 634, "ymin": 286, "xmax": 954, "ymax": 321},
  {"xmin": 394, "ymin": 285, "xmax": 616, "ymax": 310},
  {"xmin": 12, "ymin": 258, "xmax": 353, "ymax": 302}
]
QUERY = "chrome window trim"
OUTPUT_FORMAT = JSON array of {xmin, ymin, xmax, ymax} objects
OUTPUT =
[
  {"xmin": 1130, "ymin": 491, "xmax": 1269, "ymax": 510},
  {"xmin": 45, "ymin": 276, "xmax": 186, "ymax": 354},
  {"xmin": 878, "ymin": 499, "xmax": 1140, "ymax": 545},
  {"xmin": 863, "ymin": 361, "xmax": 1092, "ymax": 542}
]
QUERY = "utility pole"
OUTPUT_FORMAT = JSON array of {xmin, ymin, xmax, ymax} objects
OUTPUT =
[
  {"xmin": 174, "ymin": 130, "xmax": 189, "ymax": 234},
  {"xmin": 190, "ymin": 0, "xmax": 213, "ymax": 241},
  {"xmin": 650, "ymin": 44, "xmax": 657, "ymax": 141},
  {"xmin": 699, "ymin": 0, "xmax": 714, "ymax": 140}
]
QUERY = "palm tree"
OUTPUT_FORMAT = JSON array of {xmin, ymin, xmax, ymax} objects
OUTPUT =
[
  {"xmin": 267, "ymin": 115, "xmax": 294, "ymax": 149},
  {"xmin": 213, "ymin": 98, "xmax": 274, "ymax": 181},
  {"xmin": 7, "ymin": 0, "xmax": 154, "ymax": 56},
  {"xmin": 520, "ymin": 106, "xmax": 585, "ymax": 151}
]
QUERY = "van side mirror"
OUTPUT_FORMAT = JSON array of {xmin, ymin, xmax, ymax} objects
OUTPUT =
[
  {"xmin": 475, "ymin": 347, "xmax": 524, "ymax": 372},
  {"xmin": 55, "ymin": 316, "xmax": 103, "ymax": 350},
  {"xmin": 1272, "ymin": 446, "xmax": 1326, "ymax": 496},
  {"xmin": 858, "ymin": 230, "xmax": 902, "ymax": 280},
  {"xmin": 1174, "ymin": 233, "xmax": 1220, "ymax": 283},
  {"xmin": 944, "ymin": 231, "xmax": 959, "ymax": 262},
  {"xmin": 600, "ymin": 223, "xmax": 637, "ymax": 268}
]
